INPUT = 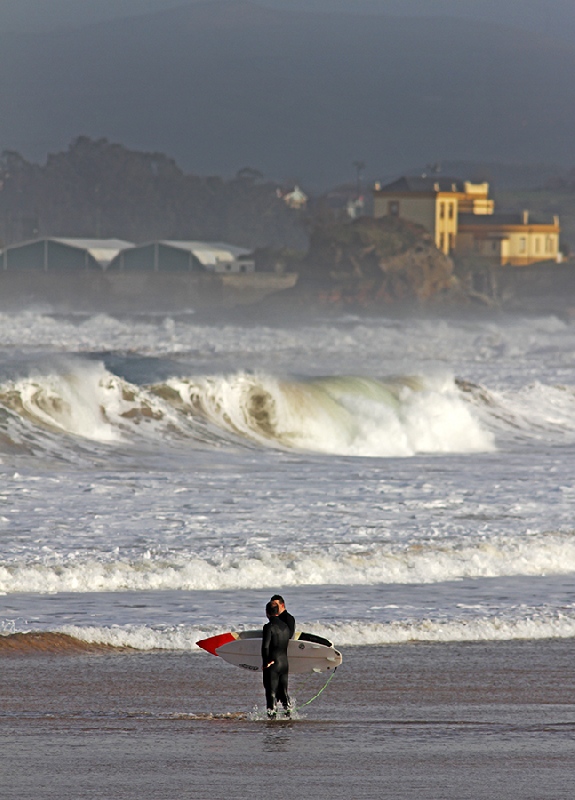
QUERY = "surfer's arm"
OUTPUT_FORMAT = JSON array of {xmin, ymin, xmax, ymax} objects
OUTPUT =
[
  {"xmin": 282, "ymin": 610, "xmax": 296, "ymax": 638},
  {"xmin": 261, "ymin": 623, "xmax": 272, "ymax": 669}
]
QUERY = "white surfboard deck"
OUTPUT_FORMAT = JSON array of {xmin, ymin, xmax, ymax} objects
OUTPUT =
[
  {"xmin": 217, "ymin": 636, "xmax": 341, "ymax": 674},
  {"xmin": 197, "ymin": 630, "xmax": 342, "ymax": 674}
]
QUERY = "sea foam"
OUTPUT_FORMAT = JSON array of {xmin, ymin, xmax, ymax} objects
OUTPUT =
[
  {"xmin": 2, "ymin": 532, "xmax": 574, "ymax": 595},
  {"xmin": 166, "ymin": 371, "xmax": 495, "ymax": 456},
  {"xmin": 4, "ymin": 610, "xmax": 574, "ymax": 653}
]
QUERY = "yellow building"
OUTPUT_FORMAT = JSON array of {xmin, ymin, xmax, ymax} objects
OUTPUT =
[
  {"xmin": 373, "ymin": 176, "xmax": 560, "ymax": 265},
  {"xmin": 373, "ymin": 176, "xmax": 492, "ymax": 255},
  {"xmin": 457, "ymin": 211, "xmax": 561, "ymax": 266}
]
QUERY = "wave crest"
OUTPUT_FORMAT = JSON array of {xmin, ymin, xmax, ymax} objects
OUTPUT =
[
  {"xmin": 0, "ymin": 363, "xmax": 495, "ymax": 457},
  {"xmin": 4, "ymin": 360, "xmax": 575, "ymax": 458},
  {"xmin": 164, "ymin": 372, "xmax": 493, "ymax": 456},
  {"xmin": 4, "ymin": 612, "xmax": 575, "ymax": 654},
  {"xmin": 2, "ymin": 532, "xmax": 574, "ymax": 595}
]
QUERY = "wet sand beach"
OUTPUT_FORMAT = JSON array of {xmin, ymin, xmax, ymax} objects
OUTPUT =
[{"xmin": 2, "ymin": 639, "xmax": 574, "ymax": 800}]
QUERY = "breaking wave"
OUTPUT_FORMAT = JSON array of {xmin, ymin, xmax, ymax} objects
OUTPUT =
[
  {"xmin": 163, "ymin": 372, "xmax": 493, "ymax": 456},
  {"xmin": 2, "ymin": 359, "xmax": 575, "ymax": 459},
  {"xmin": 3, "ymin": 611, "xmax": 575, "ymax": 654},
  {"xmin": 2, "ymin": 531, "xmax": 575, "ymax": 595},
  {"xmin": 0, "ymin": 361, "xmax": 494, "ymax": 458}
]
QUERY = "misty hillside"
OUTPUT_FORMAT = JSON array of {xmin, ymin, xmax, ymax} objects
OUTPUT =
[{"xmin": 1, "ymin": 0, "xmax": 575, "ymax": 186}]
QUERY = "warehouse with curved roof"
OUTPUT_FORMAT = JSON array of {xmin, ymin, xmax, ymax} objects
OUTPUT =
[
  {"xmin": 108, "ymin": 241, "xmax": 255, "ymax": 273},
  {"xmin": 1, "ymin": 238, "xmax": 134, "ymax": 271}
]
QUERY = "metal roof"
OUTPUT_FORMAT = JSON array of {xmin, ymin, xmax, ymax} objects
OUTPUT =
[
  {"xmin": 0, "ymin": 238, "xmax": 254, "ymax": 270},
  {"xmin": 50, "ymin": 238, "xmax": 135, "ymax": 267},
  {"xmin": 0, "ymin": 237, "xmax": 135, "ymax": 268},
  {"xmin": 158, "ymin": 240, "xmax": 252, "ymax": 266}
]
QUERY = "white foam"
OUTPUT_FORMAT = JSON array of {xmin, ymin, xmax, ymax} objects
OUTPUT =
[
  {"xmin": 22, "ymin": 610, "xmax": 575, "ymax": 651},
  {"xmin": 0, "ymin": 311, "xmax": 572, "ymax": 368},
  {"xmin": 167, "ymin": 372, "xmax": 495, "ymax": 457},
  {"xmin": 4, "ymin": 354, "xmax": 575, "ymax": 458},
  {"xmin": 469, "ymin": 381, "xmax": 575, "ymax": 445},
  {"xmin": 1, "ymin": 311, "xmax": 575, "ymax": 652},
  {"xmin": 0, "ymin": 360, "xmax": 190, "ymax": 447},
  {"xmin": 3, "ymin": 362, "xmax": 123, "ymax": 442},
  {"xmin": 315, "ymin": 613, "xmax": 575, "ymax": 645},
  {"xmin": 60, "ymin": 623, "xmax": 207, "ymax": 651},
  {"xmin": 2, "ymin": 532, "xmax": 574, "ymax": 594}
]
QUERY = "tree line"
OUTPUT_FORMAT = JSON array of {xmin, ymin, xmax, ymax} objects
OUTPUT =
[{"xmin": 0, "ymin": 137, "xmax": 307, "ymax": 249}]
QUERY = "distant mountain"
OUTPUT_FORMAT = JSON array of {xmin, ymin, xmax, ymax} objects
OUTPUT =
[{"xmin": 1, "ymin": 0, "xmax": 574, "ymax": 187}]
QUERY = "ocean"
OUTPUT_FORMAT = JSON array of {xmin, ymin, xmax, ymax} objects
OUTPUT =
[{"xmin": 1, "ymin": 308, "xmax": 574, "ymax": 799}]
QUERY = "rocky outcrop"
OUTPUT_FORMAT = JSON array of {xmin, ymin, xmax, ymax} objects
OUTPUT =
[{"xmin": 285, "ymin": 216, "xmax": 457, "ymax": 310}]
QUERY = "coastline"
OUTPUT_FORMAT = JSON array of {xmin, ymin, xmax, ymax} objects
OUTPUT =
[{"xmin": 1, "ymin": 264, "xmax": 575, "ymax": 320}]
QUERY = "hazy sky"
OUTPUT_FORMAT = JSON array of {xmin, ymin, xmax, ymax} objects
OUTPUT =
[
  {"xmin": 2, "ymin": 0, "xmax": 574, "ymax": 186},
  {"xmin": 1, "ymin": 0, "xmax": 574, "ymax": 39}
]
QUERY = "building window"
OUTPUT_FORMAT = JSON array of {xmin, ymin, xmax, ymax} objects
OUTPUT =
[
  {"xmin": 448, "ymin": 202, "xmax": 454, "ymax": 220},
  {"xmin": 546, "ymin": 236, "xmax": 554, "ymax": 253},
  {"xmin": 519, "ymin": 237, "xmax": 527, "ymax": 253},
  {"xmin": 388, "ymin": 200, "xmax": 399, "ymax": 216},
  {"xmin": 535, "ymin": 238, "xmax": 540, "ymax": 253},
  {"xmin": 439, "ymin": 202, "xmax": 445, "ymax": 219},
  {"xmin": 448, "ymin": 233, "xmax": 455, "ymax": 251},
  {"xmin": 439, "ymin": 232, "xmax": 445, "ymax": 250}
]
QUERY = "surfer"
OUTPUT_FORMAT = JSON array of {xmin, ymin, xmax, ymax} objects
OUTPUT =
[
  {"xmin": 270, "ymin": 594, "xmax": 295, "ymax": 638},
  {"xmin": 262, "ymin": 601, "xmax": 291, "ymax": 719}
]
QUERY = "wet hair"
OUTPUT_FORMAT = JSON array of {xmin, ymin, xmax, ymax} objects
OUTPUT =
[
  {"xmin": 266, "ymin": 601, "xmax": 280, "ymax": 616},
  {"xmin": 270, "ymin": 594, "xmax": 285, "ymax": 604}
]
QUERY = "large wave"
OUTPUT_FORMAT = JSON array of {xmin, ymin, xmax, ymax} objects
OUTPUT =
[
  {"xmin": 0, "ymin": 361, "xmax": 494, "ymax": 458},
  {"xmin": 163, "ymin": 372, "xmax": 494, "ymax": 456},
  {"xmin": 2, "ymin": 359, "xmax": 575, "ymax": 459}
]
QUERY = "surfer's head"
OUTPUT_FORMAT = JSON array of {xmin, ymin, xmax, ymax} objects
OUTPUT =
[
  {"xmin": 270, "ymin": 594, "xmax": 286, "ymax": 613},
  {"xmin": 265, "ymin": 601, "xmax": 280, "ymax": 618}
]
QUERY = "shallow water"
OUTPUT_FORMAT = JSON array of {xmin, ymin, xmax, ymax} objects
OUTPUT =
[{"xmin": 2, "ymin": 642, "xmax": 574, "ymax": 800}]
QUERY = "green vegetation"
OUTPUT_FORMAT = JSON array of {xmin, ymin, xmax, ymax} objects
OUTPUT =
[{"xmin": 308, "ymin": 215, "xmax": 432, "ymax": 262}]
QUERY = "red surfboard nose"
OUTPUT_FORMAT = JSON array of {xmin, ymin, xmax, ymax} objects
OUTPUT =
[{"xmin": 196, "ymin": 632, "xmax": 236, "ymax": 656}]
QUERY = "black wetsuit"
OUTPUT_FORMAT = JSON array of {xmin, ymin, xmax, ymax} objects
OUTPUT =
[
  {"xmin": 279, "ymin": 609, "xmax": 296, "ymax": 638},
  {"xmin": 261, "ymin": 616, "xmax": 291, "ymax": 716}
]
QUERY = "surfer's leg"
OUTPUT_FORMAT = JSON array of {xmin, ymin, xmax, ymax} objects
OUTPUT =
[
  {"xmin": 263, "ymin": 668, "xmax": 278, "ymax": 717},
  {"xmin": 277, "ymin": 671, "xmax": 290, "ymax": 714}
]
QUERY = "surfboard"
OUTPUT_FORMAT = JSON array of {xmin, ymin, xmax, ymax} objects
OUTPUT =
[{"xmin": 197, "ymin": 630, "xmax": 342, "ymax": 674}]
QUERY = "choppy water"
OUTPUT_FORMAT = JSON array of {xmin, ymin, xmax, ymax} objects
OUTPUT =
[{"xmin": 1, "ymin": 310, "xmax": 575, "ymax": 654}]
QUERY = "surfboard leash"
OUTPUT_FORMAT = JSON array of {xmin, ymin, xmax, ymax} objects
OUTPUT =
[{"xmin": 292, "ymin": 667, "xmax": 338, "ymax": 712}]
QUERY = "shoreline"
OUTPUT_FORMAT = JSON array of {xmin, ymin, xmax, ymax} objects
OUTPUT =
[
  {"xmin": 1, "ymin": 266, "xmax": 574, "ymax": 321},
  {"xmin": 2, "ymin": 640, "xmax": 574, "ymax": 799},
  {"xmin": 2, "ymin": 638, "xmax": 574, "ymax": 716}
]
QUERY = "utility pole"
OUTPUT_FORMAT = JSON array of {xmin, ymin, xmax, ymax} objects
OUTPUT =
[
  {"xmin": 352, "ymin": 160, "xmax": 365, "ymax": 200},
  {"xmin": 351, "ymin": 161, "xmax": 365, "ymax": 219}
]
